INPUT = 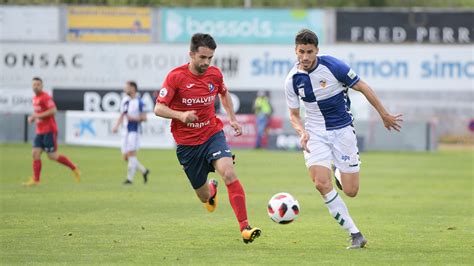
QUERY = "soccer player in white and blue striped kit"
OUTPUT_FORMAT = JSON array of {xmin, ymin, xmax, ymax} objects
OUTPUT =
[
  {"xmin": 112, "ymin": 81, "xmax": 150, "ymax": 185},
  {"xmin": 285, "ymin": 29, "xmax": 403, "ymax": 249}
]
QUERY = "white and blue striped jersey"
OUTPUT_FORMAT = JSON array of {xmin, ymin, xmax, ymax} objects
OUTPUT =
[
  {"xmin": 285, "ymin": 55, "xmax": 360, "ymax": 131},
  {"xmin": 121, "ymin": 96, "xmax": 145, "ymax": 133}
]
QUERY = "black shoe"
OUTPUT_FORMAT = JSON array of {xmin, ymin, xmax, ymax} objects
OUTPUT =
[
  {"xmin": 123, "ymin": 180, "xmax": 133, "ymax": 185},
  {"xmin": 143, "ymin": 169, "xmax": 150, "ymax": 184}
]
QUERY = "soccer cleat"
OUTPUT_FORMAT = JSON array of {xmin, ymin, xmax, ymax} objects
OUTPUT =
[
  {"xmin": 22, "ymin": 177, "xmax": 39, "ymax": 187},
  {"xmin": 347, "ymin": 232, "xmax": 367, "ymax": 249},
  {"xmin": 241, "ymin": 226, "xmax": 261, "ymax": 244},
  {"xmin": 332, "ymin": 165, "xmax": 343, "ymax": 190},
  {"xmin": 123, "ymin": 180, "xmax": 133, "ymax": 185},
  {"xmin": 204, "ymin": 179, "xmax": 218, "ymax": 212},
  {"xmin": 143, "ymin": 169, "xmax": 150, "ymax": 184},
  {"xmin": 73, "ymin": 168, "xmax": 81, "ymax": 183}
]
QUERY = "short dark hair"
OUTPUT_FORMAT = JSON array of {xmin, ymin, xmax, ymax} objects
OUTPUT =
[
  {"xmin": 32, "ymin": 76, "xmax": 43, "ymax": 83},
  {"xmin": 190, "ymin": 33, "xmax": 217, "ymax": 52},
  {"xmin": 127, "ymin": 81, "xmax": 138, "ymax": 91},
  {"xmin": 295, "ymin": 29, "xmax": 319, "ymax": 47}
]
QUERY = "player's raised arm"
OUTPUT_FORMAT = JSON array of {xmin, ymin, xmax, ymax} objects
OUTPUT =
[
  {"xmin": 351, "ymin": 80, "xmax": 403, "ymax": 132},
  {"xmin": 219, "ymin": 91, "xmax": 242, "ymax": 136}
]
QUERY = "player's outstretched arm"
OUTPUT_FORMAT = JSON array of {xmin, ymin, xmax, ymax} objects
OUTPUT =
[
  {"xmin": 154, "ymin": 102, "xmax": 198, "ymax": 124},
  {"xmin": 289, "ymin": 108, "xmax": 310, "ymax": 153},
  {"xmin": 112, "ymin": 113, "xmax": 125, "ymax": 133},
  {"xmin": 219, "ymin": 92, "xmax": 242, "ymax": 136},
  {"xmin": 352, "ymin": 80, "xmax": 403, "ymax": 132}
]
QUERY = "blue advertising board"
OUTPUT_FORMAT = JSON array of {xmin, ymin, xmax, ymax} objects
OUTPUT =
[{"xmin": 160, "ymin": 8, "xmax": 325, "ymax": 44}]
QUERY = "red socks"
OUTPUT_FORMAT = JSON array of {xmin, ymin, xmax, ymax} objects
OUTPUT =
[
  {"xmin": 33, "ymin": 160, "xmax": 42, "ymax": 182},
  {"xmin": 226, "ymin": 179, "xmax": 249, "ymax": 231},
  {"xmin": 56, "ymin": 155, "xmax": 76, "ymax": 170}
]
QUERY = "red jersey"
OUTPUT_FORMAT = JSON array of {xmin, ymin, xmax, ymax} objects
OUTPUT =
[
  {"xmin": 157, "ymin": 64, "xmax": 227, "ymax": 145},
  {"xmin": 32, "ymin": 91, "xmax": 58, "ymax": 134}
]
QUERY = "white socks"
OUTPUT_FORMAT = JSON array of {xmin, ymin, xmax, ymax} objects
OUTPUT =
[
  {"xmin": 127, "ymin": 156, "xmax": 138, "ymax": 181},
  {"xmin": 136, "ymin": 160, "xmax": 146, "ymax": 174},
  {"xmin": 323, "ymin": 188, "xmax": 359, "ymax": 234}
]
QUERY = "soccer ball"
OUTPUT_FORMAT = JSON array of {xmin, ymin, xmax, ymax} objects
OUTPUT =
[{"xmin": 267, "ymin": 192, "xmax": 300, "ymax": 224}]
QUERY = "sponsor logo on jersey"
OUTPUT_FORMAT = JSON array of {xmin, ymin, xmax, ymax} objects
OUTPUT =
[
  {"xmin": 182, "ymin": 95, "xmax": 215, "ymax": 106},
  {"xmin": 186, "ymin": 83, "xmax": 195, "ymax": 89},
  {"xmin": 319, "ymin": 79, "xmax": 327, "ymax": 88},
  {"xmin": 208, "ymin": 83, "xmax": 215, "ymax": 93},
  {"xmin": 212, "ymin": 151, "xmax": 222, "ymax": 157},
  {"xmin": 159, "ymin": 88, "xmax": 168, "ymax": 97},
  {"xmin": 347, "ymin": 69, "xmax": 357, "ymax": 79},
  {"xmin": 186, "ymin": 120, "xmax": 210, "ymax": 128},
  {"xmin": 296, "ymin": 82, "xmax": 306, "ymax": 97},
  {"xmin": 341, "ymin": 155, "xmax": 350, "ymax": 161},
  {"xmin": 298, "ymin": 88, "xmax": 306, "ymax": 98}
]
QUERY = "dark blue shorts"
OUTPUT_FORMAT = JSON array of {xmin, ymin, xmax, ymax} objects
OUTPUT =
[
  {"xmin": 33, "ymin": 132, "xmax": 57, "ymax": 153},
  {"xmin": 177, "ymin": 131, "xmax": 232, "ymax": 189}
]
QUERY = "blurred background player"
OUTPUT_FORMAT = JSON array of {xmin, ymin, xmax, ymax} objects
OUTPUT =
[
  {"xmin": 23, "ymin": 77, "xmax": 81, "ymax": 186},
  {"xmin": 154, "ymin": 33, "xmax": 261, "ymax": 244},
  {"xmin": 253, "ymin": 90, "xmax": 273, "ymax": 149},
  {"xmin": 284, "ymin": 29, "xmax": 403, "ymax": 249},
  {"xmin": 112, "ymin": 81, "xmax": 150, "ymax": 185}
]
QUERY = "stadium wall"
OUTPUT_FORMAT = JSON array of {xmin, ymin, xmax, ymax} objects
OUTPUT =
[{"xmin": 1, "ymin": 5, "xmax": 472, "ymax": 146}]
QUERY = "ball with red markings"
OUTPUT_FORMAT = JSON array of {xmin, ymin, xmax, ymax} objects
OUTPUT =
[{"xmin": 267, "ymin": 192, "xmax": 300, "ymax": 224}]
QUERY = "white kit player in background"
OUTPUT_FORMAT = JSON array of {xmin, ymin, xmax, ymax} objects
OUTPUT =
[
  {"xmin": 285, "ymin": 29, "xmax": 403, "ymax": 249},
  {"xmin": 112, "ymin": 81, "xmax": 150, "ymax": 185}
]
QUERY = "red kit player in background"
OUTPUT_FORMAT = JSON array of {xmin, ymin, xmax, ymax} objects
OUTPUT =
[
  {"xmin": 23, "ymin": 77, "xmax": 81, "ymax": 186},
  {"xmin": 154, "ymin": 33, "xmax": 261, "ymax": 244}
]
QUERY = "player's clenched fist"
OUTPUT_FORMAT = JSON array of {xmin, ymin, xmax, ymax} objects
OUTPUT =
[{"xmin": 180, "ymin": 110, "xmax": 199, "ymax": 123}]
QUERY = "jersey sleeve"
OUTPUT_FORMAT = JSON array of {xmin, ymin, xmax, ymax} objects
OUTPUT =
[
  {"xmin": 119, "ymin": 98, "xmax": 128, "ymax": 114},
  {"xmin": 43, "ymin": 94, "xmax": 56, "ymax": 110},
  {"xmin": 321, "ymin": 55, "xmax": 360, "ymax": 87},
  {"xmin": 122, "ymin": 100, "xmax": 129, "ymax": 114},
  {"xmin": 285, "ymin": 75, "xmax": 300, "ymax": 109},
  {"xmin": 156, "ymin": 72, "xmax": 178, "ymax": 106},
  {"xmin": 138, "ymin": 99, "xmax": 145, "ymax": 113},
  {"xmin": 216, "ymin": 68, "xmax": 227, "ymax": 95}
]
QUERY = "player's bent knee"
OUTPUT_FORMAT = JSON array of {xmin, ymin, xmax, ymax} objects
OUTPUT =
[
  {"xmin": 343, "ymin": 186, "xmax": 359, "ymax": 197},
  {"xmin": 47, "ymin": 153, "xmax": 58, "ymax": 160},
  {"xmin": 314, "ymin": 180, "xmax": 332, "ymax": 194},
  {"xmin": 221, "ymin": 169, "xmax": 237, "ymax": 185}
]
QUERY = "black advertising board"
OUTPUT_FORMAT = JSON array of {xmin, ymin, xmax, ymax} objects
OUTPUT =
[
  {"xmin": 336, "ymin": 10, "xmax": 473, "ymax": 44},
  {"xmin": 53, "ymin": 89, "xmax": 259, "ymax": 114}
]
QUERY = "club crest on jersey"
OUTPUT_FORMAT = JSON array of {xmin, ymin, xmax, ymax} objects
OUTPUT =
[
  {"xmin": 319, "ymin": 79, "xmax": 327, "ymax": 88},
  {"xmin": 208, "ymin": 83, "xmax": 215, "ymax": 93}
]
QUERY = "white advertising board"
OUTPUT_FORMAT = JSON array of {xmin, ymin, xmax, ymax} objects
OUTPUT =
[
  {"xmin": 0, "ymin": 6, "xmax": 60, "ymax": 41},
  {"xmin": 1, "ymin": 43, "xmax": 472, "ymax": 91},
  {"xmin": 65, "ymin": 111, "xmax": 175, "ymax": 149},
  {"xmin": 0, "ymin": 89, "xmax": 33, "ymax": 114},
  {"xmin": 0, "ymin": 89, "xmax": 52, "ymax": 114}
]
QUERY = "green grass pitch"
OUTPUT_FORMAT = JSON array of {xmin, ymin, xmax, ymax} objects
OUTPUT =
[{"xmin": 1, "ymin": 143, "xmax": 473, "ymax": 265}]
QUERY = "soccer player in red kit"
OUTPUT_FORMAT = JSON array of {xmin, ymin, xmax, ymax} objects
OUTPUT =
[
  {"xmin": 23, "ymin": 77, "xmax": 81, "ymax": 186},
  {"xmin": 154, "ymin": 33, "xmax": 261, "ymax": 244}
]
